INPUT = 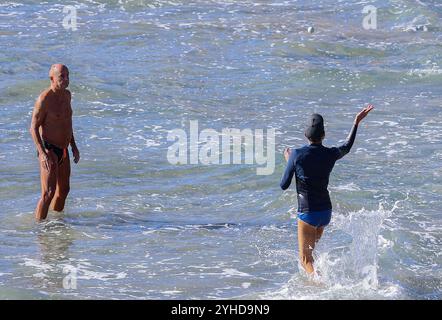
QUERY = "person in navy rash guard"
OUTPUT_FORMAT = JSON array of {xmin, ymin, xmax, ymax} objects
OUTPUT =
[{"xmin": 280, "ymin": 105, "xmax": 374, "ymax": 275}]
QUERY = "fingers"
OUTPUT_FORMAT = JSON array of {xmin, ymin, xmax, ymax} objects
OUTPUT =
[
  {"xmin": 284, "ymin": 148, "xmax": 291, "ymax": 157},
  {"xmin": 74, "ymin": 152, "xmax": 80, "ymax": 163},
  {"xmin": 44, "ymin": 151, "xmax": 57, "ymax": 172},
  {"xmin": 364, "ymin": 104, "xmax": 374, "ymax": 112},
  {"xmin": 363, "ymin": 106, "xmax": 374, "ymax": 117},
  {"xmin": 355, "ymin": 104, "xmax": 374, "ymax": 125},
  {"xmin": 47, "ymin": 158, "xmax": 54, "ymax": 171},
  {"xmin": 40, "ymin": 155, "xmax": 50, "ymax": 172},
  {"xmin": 43, "ymin": 159, "xmax": 53, "ymax": 172},
  {"xmin": 359, "ymin": 104, "xmax": 374, "ymax": 117}
]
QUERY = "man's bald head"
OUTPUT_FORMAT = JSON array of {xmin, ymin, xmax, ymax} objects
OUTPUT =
[
  {"xmin": 49, "ymin": 64, "xmax": 69, "ymax": 78},
  {"xmin": 49, "ymin": 64, "xmax": 69, "ymax": 90}
]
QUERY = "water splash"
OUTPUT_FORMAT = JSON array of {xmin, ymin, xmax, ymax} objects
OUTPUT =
[
  {"xmin": 313, "ymin": 198, "xmax": 407, "ymax": 293},
  {"xmin": 264, "ymin": 196, "xmax": 409, "ymax": 299}
]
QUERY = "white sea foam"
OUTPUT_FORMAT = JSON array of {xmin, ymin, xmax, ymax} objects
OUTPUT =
[
  {"xmin": 408, "ymin": 67, "xmax": 442, "ymax": 77},
  {"xmin": 222, "ymin": 268, "xmax": 253, "ymax": 278},
  {"xmin": 261, "ymin": 199, "xmax": 407, "ymax": 299},
  {"xmin": 1, "ymin": 0, "xmax": 440, "ymax": 300},
  {"xmin": 21, "ymin": 258, "xmax": 54, "ymax": 273}
]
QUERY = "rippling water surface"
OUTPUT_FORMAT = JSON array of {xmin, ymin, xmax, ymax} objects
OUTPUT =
[{"xmin": 0, "ymin": 0, "xmax": 441, "ymax": 299}]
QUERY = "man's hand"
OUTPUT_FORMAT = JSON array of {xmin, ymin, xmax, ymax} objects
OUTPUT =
[
  {"xmin": 283, "ymin": 147, "xmax": 291, "ymax": 162},
  {"xmin": 40, "ymin": 152, "xmax": 54, "ymax": 172},
  {"xmin": 354, "ymin": 104, "xmax": 374, "ymax": 125},
  {"xmin": 72, "ymin": 147, "xmax": 80, "ymax": 164}
]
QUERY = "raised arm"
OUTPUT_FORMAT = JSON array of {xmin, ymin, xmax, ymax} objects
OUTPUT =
[{"xmin": 335, "ymin": 104, "xmax": 374, "ymax": 160}]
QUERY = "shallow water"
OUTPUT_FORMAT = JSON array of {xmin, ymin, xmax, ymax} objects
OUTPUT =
[{"xmin": 0, "ymin": 0, "xmax": 441, "ymax": 299}]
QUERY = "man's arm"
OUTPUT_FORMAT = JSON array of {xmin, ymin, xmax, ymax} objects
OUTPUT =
[
  {"xmin": 67, "ymin": 90, "xmax": 80, "ymax": 164},
  {"xmin": 70, "ymin": 133, "xmax": 77, "ymax": 150},
  {"xmin": 30, "ymin": 95, "xmax": 50, "ymax": 170},
  {"xmin": 70, "ymin": 133, "xmax": 80, "ymax": 163},
  {"xmin": 280, "ymin": 148, "xmax": 296, "ymax": 190},
  {"xmin": 334, "ymin": 104, "xmax": 374, "ymax": 160}
]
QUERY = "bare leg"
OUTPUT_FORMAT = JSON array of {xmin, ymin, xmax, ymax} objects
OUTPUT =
[
  {"xmin": 35, "ymin": 151, "xmax": 58, "ymax": 221},
  {"xmin": 316, "ymin": 226, "xmax": 324, "ymax": 243},
  {"xmin": 50, "ymin": 153, "xmax": 70, "ymax": 212},
  {"xmin": 297, "ymin": 219, "xmax": 318, "ymax": 274}
]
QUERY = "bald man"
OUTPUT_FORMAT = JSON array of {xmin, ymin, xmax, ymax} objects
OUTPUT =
[{"xmin": 30, "ymin": 64, "xmax": 80, "ymax": 221}]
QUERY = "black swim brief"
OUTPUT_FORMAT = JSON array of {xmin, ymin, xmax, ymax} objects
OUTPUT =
[{"xmin": 37, "ymin": 140, "xmax": 68, "ymax": 165}]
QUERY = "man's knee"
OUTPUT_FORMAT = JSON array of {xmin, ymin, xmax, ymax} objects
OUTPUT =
[
  {"xmin": 42, "ymin": 188, "xmax": 56, "ymax": 202},
  {"xmin": 57, "ymin": 185, "xmax": 70, "ymax": 199}
]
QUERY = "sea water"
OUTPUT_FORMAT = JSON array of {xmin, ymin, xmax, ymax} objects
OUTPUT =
[{"xmin": 0, "ymin": 0, "xmax": 441, "ymax": 299}]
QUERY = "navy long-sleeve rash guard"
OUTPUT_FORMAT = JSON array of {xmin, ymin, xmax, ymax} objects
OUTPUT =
[{"xmin": 280, "ymin": 123, "xmax": 358, "ymax": 213}]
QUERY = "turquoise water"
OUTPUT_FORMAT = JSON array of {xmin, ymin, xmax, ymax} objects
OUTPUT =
[{"xmin": 0, "ymin": 0, "xmax": 441, "ymax": 299}]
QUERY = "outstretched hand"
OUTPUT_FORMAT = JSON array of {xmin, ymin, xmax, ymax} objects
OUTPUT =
[{"xmin": 354, "ymin": 104, "xmax": 374, "ymax": 125}]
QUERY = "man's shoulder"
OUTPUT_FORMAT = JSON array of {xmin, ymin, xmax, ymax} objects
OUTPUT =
[
  {"xmin": 35, "ymin": 88, "xmax": 52, "ymax": 108},
  {"xmin": 38, "ymin": 88, "xmax": 52, "ymax": 101},
  {"xmin": 37, "ymin": 88, "xmax": 71, "ymax": 104}
]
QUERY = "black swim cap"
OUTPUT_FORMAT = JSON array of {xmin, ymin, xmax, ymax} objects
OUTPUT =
[{"xmin": 305, "ymin": 113, "xmax": 325, "ymax": 140}]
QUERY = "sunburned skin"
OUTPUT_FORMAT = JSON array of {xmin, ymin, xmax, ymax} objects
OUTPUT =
[{"xmin": 30, "ymin": 64, "xmax": 80, "ymax": 221}]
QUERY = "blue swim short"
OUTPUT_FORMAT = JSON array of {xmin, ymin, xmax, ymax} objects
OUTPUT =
[{"xmin": 297, "ymin": 209, "xmax": 332, "ymax": 227}]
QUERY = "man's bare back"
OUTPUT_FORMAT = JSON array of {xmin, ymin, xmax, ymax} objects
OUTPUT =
[{"xmin": 30, "ymin": 64, "xmax": 80, "ymax": 221}]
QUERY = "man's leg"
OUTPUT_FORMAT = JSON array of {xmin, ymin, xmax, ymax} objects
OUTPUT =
[
  {"xmin": 297, "ymin": 219, "xmax": 318, "ymax": 274},
  {"xmin": 35, "ymin": 152, "xmax": 58, "ymax": 221},
  {"xmin": 51, "ymin": 154, "xmax": 70, "ymax": 212}
]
